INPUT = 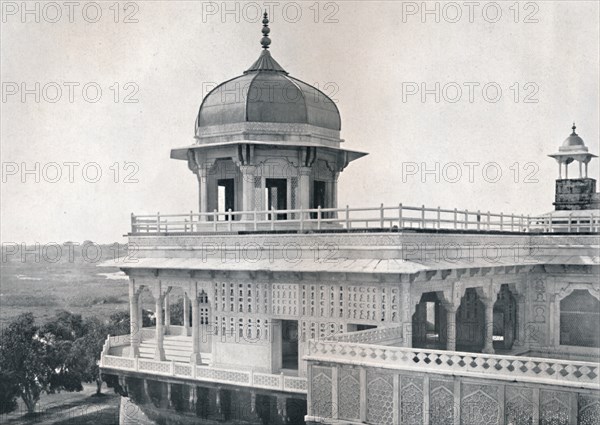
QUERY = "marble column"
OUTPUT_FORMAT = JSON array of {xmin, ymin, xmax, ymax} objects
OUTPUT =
[
  {"xmin": 155, "ymin": 294, "xmax": 166, "ymax": 361},
  {"xmin": 167, "ymin": 383, "xmax": 173, "ymax": 409},
  {"xmin": 558, "ymin": 161, "xmax": 562, "ymax": 179},
  {"xmin": 514, "ymin": 294, "xmax": 526, "ymax": 347},
  {"xmin": 445, "ymin": 304, "xmax": 458, "ymax": 351},
  {"xmin": 277, "ymin": 396, "xmax": 287, "ymax": 423},
  {"xmin": 401, "ymin": 283, "xmax": 413, "ymax": 348},
  {"xmin": 482, "ymin": 297, "xmax": 495, "ymax": 354},
  {"xmin": 190, "ymin": 294, "xmax": 201, "ymax": 365},
  {"xmin": 188, "ymin": 386, "xmax": 197, "ymax": 411},
  {"xmin": 240, "ymin": 165, "xmax": 256, "ymax": 221},
  {"xmin": 183, "ymin": 294, "xmax": 190, "ymax": 336},
  {"xmin": 299, "ymin": 167, "xmax": 311, "ymax": 219},
  {"xmin": 129, "ymin": 282, "xmax": 140, "ymax": 357},
  {"xmin": 198, "ymin": 168, "xmax": 209, "ymax": 221},
  {"xmin": 137, "ymin": 292, "xmax": 143, "ymax": 334},
  {"xmin": 164, "ymin": 294, "xmax": 171, "ymax": 330}
]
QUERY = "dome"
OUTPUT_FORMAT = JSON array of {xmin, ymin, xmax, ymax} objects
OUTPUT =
[
  {"xmin": 196, "ymin": 52, "xmax": 340, "ymax": 132},
  {"xmin": 196, "ymin": 14, "xmax": 340, "ymax": 133},
  {"xmin": 559, "ymin": 124, "xmax": 588, "ymax": 152}
]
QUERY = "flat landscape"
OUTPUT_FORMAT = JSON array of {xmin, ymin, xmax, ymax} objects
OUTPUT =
[
  {"xmin": 0, "ymin": 245, "xmax": 129, "ymax": 326},
  {"xmin": 0, "ymin": 244, "xmax": 130, "ymax": 424}
]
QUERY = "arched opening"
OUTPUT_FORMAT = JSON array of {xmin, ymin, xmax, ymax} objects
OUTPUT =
[
  {"xmin": 207, "ymin": 159, "xmax": 241, "ymax": 220},
  {"xmin": 493, "ymin": 284, "xmax": 517, "ymax": 352},
  {"xmin": 456, "ymin": 288, "xmax": 485, "ymax": 352},
  {"xmin": 412, "ymin": 292, "xmax": 447, "ymax": 349},
  {"xmin": 164, "ymin": 287, "xmax": 188, "ymax": 335},
  {"xmin": 560, "ymin": 289, "xmax": 600, "ymax": 348}
]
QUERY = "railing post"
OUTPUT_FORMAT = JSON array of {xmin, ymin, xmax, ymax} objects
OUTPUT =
[
  {"xmin": 131, "ymin": 213, "xmax": 135, "ymax": 233},
  {"xmin": 465, "ymin": 209, "xmax": 469, "ymax": 230},
  {"xmin": 271, "ymin": 207, "xmax": 275, "ymax": 231},
  {"xmin": 520, "ymin": 214, "xmax": 524, "ymax": 231},
  {"xmin": 213, "ymin": 210, "xmax": 218, "ymax": 231},
  {"xmin": 477, "ymin": 210, "xmax": 481, "ymax": 230},
  {"xmin": 421, "ymin": 205, "xmax": 425, "ymax": 229},
  {"xmin": 317, "ymin": 206, "xmax": 322, "ymax": 230},
  {"xmin": 510, "ymin": 214, "xmax": 514, "ymax": 232},
  {"xmin": 526, "ymin": 214, "xmax": 531, "ymax": 232},
  {"xmin": 500, "ymin": 212, "xmax": 504, "ymax": 231},
  {"xmin": 345, "ymin": 205, "xmax": 350, "ymax": 229},
  {"xmin": 437, "ymin": 206, "xmax": 441, "ymax": 229},
  {"xmin": 157, "ymin": 212, "xmax": 160, "ymax": 232},
  {"xmin": 253, "ymin": 210, "xmax": 258, "ymax": 231},
  {"xmin": 190, "ymin": 210, "xmax": 194, "ymax": 233},
  {"xmin": 487, "ymin": 211, "xmax": 491, "ymax": 230},
  {"xmin": 228, "ymin": 208, "xmax": 232, "ymax": 232},
  {"xmin": 568, "ymin": 212, "xmax": 572, "ymax": 232},
  {"xmin": 380, "ymin": 203, "xmax": 384, "ymax": 228},
  {"xmin": 453, "ymin": 208, "xmax": 457, "ymax": 229},
  {"xmin": 399, "ymin": 203, "xmax": 403, "ymax": 228},
  {"xmin": 280, "ymin": 372, "xmax": 285, "ymax": 391}
]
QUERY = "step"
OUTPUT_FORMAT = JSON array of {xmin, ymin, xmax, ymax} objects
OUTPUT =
[{"xmin": 138, "ymin": 350, "xmax": 213, "ymax": 364}]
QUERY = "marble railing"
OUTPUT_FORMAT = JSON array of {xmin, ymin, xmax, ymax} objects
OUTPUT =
[
  {"xmin": 326, "ymin": 326, "xmax": 404, "ymax": 346},
  {"xmin": 307, "ymin": 340, "xmax": 599, "ymax": 390},
  {"xmin": 100, "ymin": 353, "xmax": 307, "ymax": 394},
  {"xmin": 131, "ymin": 204, "xmax": 600, "ymax": 234}
]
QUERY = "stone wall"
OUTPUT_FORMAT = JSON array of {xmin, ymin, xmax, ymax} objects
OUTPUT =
[
  {"xmin": 306, "ymin": 363, "xmax": 600, "ymax": 425},
  {"xmin": 554, "ymin": 178, "xmax": 599, "ymax": 210}
]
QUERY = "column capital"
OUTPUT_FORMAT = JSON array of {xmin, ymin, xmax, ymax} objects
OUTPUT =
[
  {"xmin": 299, "ymin": 166, "xmax": 312, "ymax": 176},
  {"xmin": 239, "ymin": 165, "xmax": 256, "ymax": 175},
  {"xmin": 442, "ymin": 302, "xmax": 458, "ymax": 314}
]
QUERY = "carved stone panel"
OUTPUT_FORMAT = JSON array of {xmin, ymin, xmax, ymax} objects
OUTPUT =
[
  {"xmin": 505, "ymin": 386, "xmax": 534, "ymax": 425},
  {"xmin": 430, "ymin": 380, "xmax": 454, "ymax": 425},
  {"xmin": 366, "ymin": 370, "xmax": 394, "ymax": 425},
  {"xmin": 311, "ymin": 366, "xmax": 332, "ymax": 419},
  {"xmin": 578, "ymin": 394, "xmax": 600, "ymax": 425},
  {"xmin": 461, "ymin": 383, "xmax": 500, "ymax": 425},
  {"xmin": 401, "ymin": 376, "xmax": 424, "ymax": 425},
  {"xmin": 540, "ymin": 390, "xmax": 570, "ymax": 425},
  {"xmin": 338, "ymin": 367, "xmax": 360, "ymax": 421}
]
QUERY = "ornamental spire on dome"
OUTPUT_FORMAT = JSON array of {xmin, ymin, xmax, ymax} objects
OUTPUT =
[
  {"xmin": 571, "ymin": 122, "xmax": 577, "ymax": 136},
  {"xmin": 244, "ymin": 11, "xmax": 288, "ymax": 74},
  {"xmin": 261, "ymin": 11, "xmax": 271, "ymax": 49}
]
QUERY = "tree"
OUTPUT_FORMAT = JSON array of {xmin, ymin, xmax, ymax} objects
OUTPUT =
[
  {"xmin": 71, "ymin": 317, "xmax": 109, "ymax": 395},
  {"xmin": 0, "ymin": 312, "xmax": 97, "ymax": 415},
  {"xmin": 0, "ymin": 370, "xmax": 19, "ymax": 414},
  {"xmin": 0, "ymin": 313, "xmax": 54, "ymax": 414},
  {"xmin": 108, "ymin": 309, "xmax": 155, "ymax": 337},
  {"xmin": 39, "ymin": 310, "xmax": 86, "ymax": 341},
  {"xmin": 169, "ymin": 298, "xmax": 190, "ymax": 326}
]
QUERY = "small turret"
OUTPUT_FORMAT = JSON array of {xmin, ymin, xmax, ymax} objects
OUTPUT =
[{"xmin": 548, "ymin": 124, "xmax": 599, "ymax": 210}]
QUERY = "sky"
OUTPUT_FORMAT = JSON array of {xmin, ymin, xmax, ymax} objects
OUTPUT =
[{"xmin": 1, "ymin": 1, "xmax": 599, "ymax": 243}]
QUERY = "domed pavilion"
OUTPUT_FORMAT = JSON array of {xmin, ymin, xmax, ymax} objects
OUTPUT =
[{"xmin": 171, "ymin": 13, "xmax": 366, "ymax": 223}]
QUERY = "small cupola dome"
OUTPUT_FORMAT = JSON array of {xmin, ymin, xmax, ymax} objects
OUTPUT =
[{"xmin": 560, "ymin": 124, "xmax": 588, "ymax": 152}]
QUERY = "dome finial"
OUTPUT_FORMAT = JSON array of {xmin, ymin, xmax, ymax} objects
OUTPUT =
[
  {"xmin": 261, "ymin": 11, "xmax": 271, "ymax": 50},
  {"xmin": 571, "ymin": 122, "xmax": 577, "ymax": 136}
]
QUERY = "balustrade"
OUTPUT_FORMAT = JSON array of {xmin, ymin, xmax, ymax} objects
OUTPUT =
[{"xmin": 130, "ymin": 204, "xmax": 599, "ymax": 234}]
